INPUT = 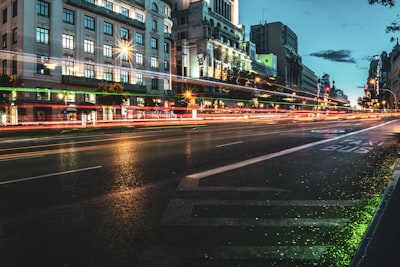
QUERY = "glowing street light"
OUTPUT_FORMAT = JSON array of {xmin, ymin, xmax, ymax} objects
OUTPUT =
[{"xmin": 115, "ymin": 37, "xmax": 134, "ymax": 63}]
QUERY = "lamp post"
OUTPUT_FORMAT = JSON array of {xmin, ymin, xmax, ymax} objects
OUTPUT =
[
  {"xmin": 379, "ymin": 88, "xmax": 397, "ymax": 112},
  {"xmin": 369, "ymin": 78, "xmax": 397, "ymax": 111},
  {"xmin": 316, "ymin": 78, "xmax": 321, "ymax": 114}
]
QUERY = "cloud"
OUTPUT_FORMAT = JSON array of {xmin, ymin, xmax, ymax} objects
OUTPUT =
[{"xmin": 309, "ymin": 49, "xmax": 357, "ymax": 63}]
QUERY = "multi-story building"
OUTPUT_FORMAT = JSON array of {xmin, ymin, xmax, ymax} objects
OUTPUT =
[
  {"xmin": 1, "ymin": 0, "xmax": 173, "ymax": 123},
  {"xmin": 250, "ymin": 22, "xmax": 302, "ymax": 88},
  {"xmin": 171, "ymin": 0, "xmax": 252, "ymax": 100},
  {"xmin": 301, "ymin": 64, "xmax": 318, "ymax": 96},
  {"xmin": 365, "ymin": 52, "xmax": 393, "ymax": 109},
  {"xmin": 389, "ymin": 43, "xmax": 400, "ymax": 109}
]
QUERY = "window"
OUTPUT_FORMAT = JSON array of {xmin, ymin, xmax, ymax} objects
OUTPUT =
[
  {"xmin": 120, "ymin": 27, "xmax": 129, "ymax": 40},
  {"xmin": 63, "ymin": 60, "xmax": 75, "ymax": 75},
  {"xmin": 151, "ymin": 3, "xmax": 158, "ymax": 12},
  {"xmin": 2, "ymin": 8, "xmax": 7, "ymax": 24},
  {"xmin": 104, "ymin": 21, "xmax": 113, "ymax": 35},
  {"xmin": 84, "ymin": 64, "xmax": 95, "ymax": 78},
  {"xmin": 151, "ymin": 56, "xmax": 158, "ymax": 69},
  {"xmin": 84, "ymin": 39, "xmax": 95, "ymax": 54},
  {"xmin": 63, "ymin": 9, "xmax": 74, "ymax": 24},
  {"xmin": 64, "ymin": 92, "xmax": 76, "ymax": 103},
  {"xmin": 179, "ymin": 16, "xmax": 188, "ymax": 25},
  {"xmin": 121, "ymin": 71, "xmax": 129, "ymax": 83},
  {"xmin": 135, "ymin": 13, "xmax": 143, "ymax": 22},
  {"xmin": 36, "ymin": 89, "xmax": 50, "ymax": 101},
  {"xmin": 84, "ymin": 15, "xmax": 95, "ymax": 30},
  {"xmin": 85, "ymin": 0, "xmax": 94, "ymax": 3},
  {"xmin": 121, "ymin": 52, "xmax": 129, "ymax": 62},
  {"xmin": 12, "ymin": 28, "xmax": 17, "ymax": 43},
  {"xmin": 37, "ymin": 55, "xmax": 50, "ymax": 75},
  {"xmin": 12, "ymin": 56, "xmax": 16, "ymax": 74},
  {"xmin": 178, "ymin": 31, "xmax": 188, "ymax": 40},
  {"xmin": 136, "ymin": 73, "xmax": 143, "ymax": 85},
  {"xmin": 164, "ymin": 60, "xmax": 169, "ymax": 71},
  {"xmin": 214, "ymin": 0, "xmax": 231, "ymax": 20},
  {"xmin": 62, "ymin": 34, "xmax": 74, "ymax": 49},
  {"xmin": 37, "ymin": 1, "xmax": 49, "ymax": 17},
  {"xmin": 151, "ymin": 76, "xmax": 158, "ymax": 89},
  {"xmin": 151, "ymin": 37, "xmax": 158, "ymax": 49},
  {"xmin": 164, "ymin": 6, "xmax": 171, "ymax": 17},
  {"xmin": 104, "ymin": 0, "xmax": 113, "ymax": 11},
  {"xmin": 85, "ymin": 93, "xmax": 96, "ymax": 104},
  {"xmin": 152, "ymin": 19, "xmax": 158, "ymax": 31},
  {"xmin": 135, "ymin": 32, "xmax": 143, "ymax": 45},
  {"xmin": 164, "ymin": 24, "xmax": 169, "ymax": 33},
  {"xmin": 12, "ymin": 1, "xmax": 17, "ymax": 17},
  {"xmin": 121, "ymin": 7, "xmax": 129, "ymax": 17},
  {"xmin": 36, "ymin": 27, "xmax": 49, "ymax": 44},
  {"xmin": 164, "ymin": 42, "xmax": 169, "ymax": 53},
  {"xmin": 103, "ymin": 67, "xmax": 113, "ymax": 81},
  {"xmin": 2, "ymin": 34, "xmax": 7, "ymax": 49},
  {"xmin": 104, "ymin": 44, "xmax": 112, "ymax": 58},
  {"xmin": 2, "ymin": 60, "xmax": 6, "ymax": 76},
  {"xmin": 135, "ymin": 53, "xmax": 143, "ymax": 65}
]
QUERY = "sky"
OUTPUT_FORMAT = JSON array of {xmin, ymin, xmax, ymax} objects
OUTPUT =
[{"xmin": 238, "ymin": 0, "xmax": 400, "ymax": 106}]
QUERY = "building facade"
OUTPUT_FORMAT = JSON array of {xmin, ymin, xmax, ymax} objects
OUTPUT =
[
  {"xmin": 1, "ymin": 0, "xmax": 173, "ymax": 123},
  {"xmin": 250, "ymin": 22, "xmax": 302, "ymax": 88},
  {"xmin": 389, "ymin": 44, "xmax": 400, "ymax": 109},
  {"xmin": 171, "ymin": 0, "xmax": 252, "ymax": 98},
  {"xmin": 301, "ymin": 64, "xmax": 318, "ymax": 95}
]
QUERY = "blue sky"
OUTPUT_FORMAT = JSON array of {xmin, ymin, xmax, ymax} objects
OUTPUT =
[{"xmin": 239, "ymin": 0, "xmax": 400, "ymax": 106}]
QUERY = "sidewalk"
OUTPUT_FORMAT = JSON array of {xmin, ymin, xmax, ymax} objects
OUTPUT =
[{"xmin": 351, "ymin": 159, "xmax": 400, "ymax": 267}]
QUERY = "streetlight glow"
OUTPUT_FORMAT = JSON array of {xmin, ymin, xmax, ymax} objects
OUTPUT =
[{"xmin": 115, "ymin": 37, "xmax": 135, "ymax": 62}]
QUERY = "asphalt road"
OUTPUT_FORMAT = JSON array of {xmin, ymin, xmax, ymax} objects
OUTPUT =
[{"xmin": 0, "ymin": 118, "xmax": 399, "ymax": 266}]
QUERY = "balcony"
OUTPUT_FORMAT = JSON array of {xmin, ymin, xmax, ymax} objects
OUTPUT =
[
  {"xmin": 67, "ymin": 0, "xmax": 145, "ymax": 30},
  {"xmin": 164, "ymin": 32, "xmax": 174, "ymax": 40},
  {"xmin": 62, "ymin": 75, "xmax": 147, "ymax": 93}
]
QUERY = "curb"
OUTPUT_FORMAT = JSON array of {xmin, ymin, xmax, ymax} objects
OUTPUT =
[{"xmin": 350, "ymin": 158, "xmax": 400, "ymax": 266}]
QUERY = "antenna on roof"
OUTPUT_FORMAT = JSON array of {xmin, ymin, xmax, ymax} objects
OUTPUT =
[{"xmin": 262, "ymin": 8, "xmax": 265, "ymax": 24}]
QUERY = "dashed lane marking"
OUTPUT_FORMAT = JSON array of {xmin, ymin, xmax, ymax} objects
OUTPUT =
[
  {"xmin": 178, "ymin": 120, "xmax": 396, "ymax": 191},
  {"xmin": 0, "ymin": 166, "xmax": 103, "ymax": 185}
]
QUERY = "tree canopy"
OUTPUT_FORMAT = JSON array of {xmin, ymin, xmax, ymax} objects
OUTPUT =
[
  {"xmin": 368, "ymin": 0, "xmax": 395, "ymax": 7},
  {"xmin": 97, "ymin": 82, "xmax": 127, "ymax": 105},
  {"xmin": 369, "ymin": 0, "xmax": 399, "ymax": 41}
]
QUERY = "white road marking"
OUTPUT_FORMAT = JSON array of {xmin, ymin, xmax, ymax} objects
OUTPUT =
[
  {"xmin": 160, "ymin": 199, "xmax": 356, "ymax": 227},
  {"xmin": 0, "ymin": 155, "xmax": 44, "ymax": 162},
  {"xmin": 140, "ymin": 245, "xmax": 327, "ymax": 264},
  {"xmin": 178, "ymin": 120, "xmax": 395, "ymax": 191},
  {"xmin": 0, "ymin": 166, "xmax": 103, "ymax": 185},
  {"xmin": 216, "ymin": 141, "xmax": 243, "ymax": 148}
]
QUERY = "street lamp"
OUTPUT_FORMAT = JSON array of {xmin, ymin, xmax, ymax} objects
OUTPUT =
[
  {"xmin": 115, "ymin": 37, "xmax": 135, "ymax": 71},
  {"xmin": 317, "ymin": 78, "xmax": 321, "ymax": 112},
  {"xmin": 379, "ymin": 88, "xmax": 397, "ymax": 112}
]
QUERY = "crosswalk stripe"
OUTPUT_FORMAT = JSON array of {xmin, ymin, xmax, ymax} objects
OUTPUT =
[
  {"xmin": 161, "ymin": 216, "xmax": 348, "ymax": 227},
  {"xmin": 139, "ymin": 245, "xmax": 327, "ymax": 266},
  {"xmin": 160, "ymin": 199, "xmax": 357, "ymax": 227},
  {"xmin": 177, "ymin": 177, "xmax": 291, "ymax": 192}
]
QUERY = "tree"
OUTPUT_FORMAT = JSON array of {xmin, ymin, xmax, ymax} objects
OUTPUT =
[
  {"xmin": 97, "ymin": 82, "xmax": 127, "ymax": 105},
  {"xmin": 369, "ymin": 0, "xmax": 399, "ymax": 40},
  {"xmin": 368, "ymin": 0, "xmax": 395, "ymax": 7},
  {"xmin": 0, "ymin": 75, "xmax": 12, "ymax": 105},
  {"xmin": 0, "ymin": 74, "xmax": 12, "ymax": 86}
]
